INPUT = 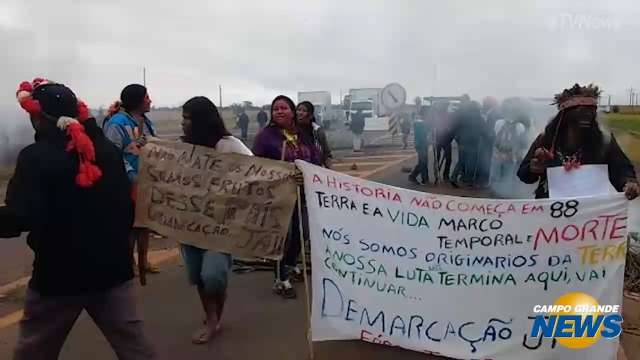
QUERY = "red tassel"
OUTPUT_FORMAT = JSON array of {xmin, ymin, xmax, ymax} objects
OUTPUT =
[
  {"xmin": 77, "ymin": 101, "xmax": 90, "ymax": 121},
  {"xmin": 76, "ymin": 172, "xmax": 91, "ymax": 187},
  {"xmin": 18, "ymin": 98, "xmax": 42, "ymax": 116},
  {"xmin": 18, "ymin": 81, "xmax": 33, "ymax": 93},
  {"xmin": 75, "ymin": 161, "xmax": 102, "ymax": 187},
  {"xmin": 65, "ymin": 123, "xmax": 102, "ymax": 187},
  {"xmin": 66, "ymin": 123, "xmax": 96, "ymax": 160},
  {"xmin": 86, "ymin": 163, "xmax": 102, "ymax": 181}
]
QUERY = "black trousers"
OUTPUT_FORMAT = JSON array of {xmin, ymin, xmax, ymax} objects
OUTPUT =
[{"xmin": 275, "ymin": 195, "xmax": 309, "ymax": 281}]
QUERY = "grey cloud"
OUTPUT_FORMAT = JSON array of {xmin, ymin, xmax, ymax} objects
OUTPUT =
[{"xmin": 1, "ymin": 0, "xmax": 639, "ymax": 112}]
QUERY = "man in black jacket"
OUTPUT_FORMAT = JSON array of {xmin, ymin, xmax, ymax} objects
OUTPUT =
[
  {"xmin": 256, "ymin": 107, "xmax": 268, "ymax": 129},
  {"xmin": 0, "ymin": 79, "xmax": 155, "ymax": 360},
  {"xmin": 237, "ymin": 109, "xmax": 250, "ymax": 141},
  {"xmin": 350, "ymin": 109, "xmax": 366, "ymax": 152}
]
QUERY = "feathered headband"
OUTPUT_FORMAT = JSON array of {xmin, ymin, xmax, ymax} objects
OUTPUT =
[
  {"xmin": 545, "ymin": 83, "xmax": 602, "ymax": 164},
  {"xmin": 552, "ymin": 83, "xmax": 601, "ymax": 111},
  {"xmin": 16, "ymin": 78, "xmax": 102, "ymax": 188}
]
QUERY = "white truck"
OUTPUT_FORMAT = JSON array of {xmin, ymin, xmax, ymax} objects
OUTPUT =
[
  {"xmin": 297, "ymin": 91, "xmax": 332, "ymax": 123},
  {"xmin": 347, "ymin": 88, "xmax": 390, "ymax": 131}
]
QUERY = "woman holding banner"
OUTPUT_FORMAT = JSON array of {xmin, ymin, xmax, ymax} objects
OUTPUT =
[
  {"xmin": 180, "ymin": 96, "xmax": 252, "ymax": 344},
  {"xmin": 253, "ymin": 95, "xmax": 322, "ymax": 299}
]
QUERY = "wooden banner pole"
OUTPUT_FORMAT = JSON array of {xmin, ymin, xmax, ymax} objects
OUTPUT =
[{"xmin": 297, "ymin": 186, "xmax": 314, "ymax": 360}]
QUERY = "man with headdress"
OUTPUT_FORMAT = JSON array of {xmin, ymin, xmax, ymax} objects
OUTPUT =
[
  {"xmin": 104, "ymin": 84, "xmax": 160, "ymax": 276},
  {"xmin": 518, "ymin": 84, "xmax": 639, "ymax": 200},
  {"xmin": 0, "ymin": 78, "xmax": 155, "ymax": 359}
]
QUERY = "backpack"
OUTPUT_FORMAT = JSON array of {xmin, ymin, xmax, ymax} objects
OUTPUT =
[{"xmin": 495, "ymin": 121, "xmax": 519, "ymax": 154}]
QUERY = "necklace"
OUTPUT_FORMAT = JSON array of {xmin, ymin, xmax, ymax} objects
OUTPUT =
[{"xmin": 557, "ymin": 149, "xmax": 583, "ymax": 171}]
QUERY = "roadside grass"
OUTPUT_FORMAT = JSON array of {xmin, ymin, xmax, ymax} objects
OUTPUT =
[{"xmin": 602, "ymin": 113, "xmax": 640, "ymax": 164}]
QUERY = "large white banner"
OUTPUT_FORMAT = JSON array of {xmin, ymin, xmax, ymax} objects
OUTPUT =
[{"xmin": 296, "ymin": 161, "xmax": 628, "ymax": 360}]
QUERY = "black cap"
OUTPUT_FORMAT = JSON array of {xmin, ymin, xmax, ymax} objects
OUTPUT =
[{"xmin": 32, "ymin": 83, "xmax": 78, "ymax": 118}]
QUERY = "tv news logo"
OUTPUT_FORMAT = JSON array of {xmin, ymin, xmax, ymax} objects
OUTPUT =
[{"xmin": 530, "ymin": 292, "xmax": 623, "ymax": 349}]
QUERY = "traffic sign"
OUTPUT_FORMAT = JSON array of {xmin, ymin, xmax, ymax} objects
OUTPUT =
[{"xmin": 380, "ymin": 83, "xmax": 407, "ymax": 111}]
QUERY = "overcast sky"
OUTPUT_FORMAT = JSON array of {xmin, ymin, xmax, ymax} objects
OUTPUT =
[{"xmin": 1, "ymin": 0, "xmax": 639, "ymax": 112}]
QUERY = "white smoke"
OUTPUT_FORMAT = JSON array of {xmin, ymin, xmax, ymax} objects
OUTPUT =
[
  {"xmin": 0, "ymin": 107, "xmax": 33, "ymax": 168},
  {"xmin": 489, "ymin": 100, "xmax": 556, "ymax": 199}
]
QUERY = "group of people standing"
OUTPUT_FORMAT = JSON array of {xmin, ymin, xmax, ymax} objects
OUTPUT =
[
  {"xmin": 405, "ymin": 85, "xmax": 639, "ymax": 203},
  {"xmin": 0, "ymin": 78, "xmax": 335, "ymax": 358},
  {"xmin": 408, "ymin": 94, "xmax": 533, "ymax": 190}
]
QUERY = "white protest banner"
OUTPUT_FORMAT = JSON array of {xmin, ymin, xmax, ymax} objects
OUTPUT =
[
  {"xmin": 135, "ymin": 138, "xmax": 297, "ymax": 260},
  {"xmin": 296, "ymin": 161, "xmax": 628, "ymax": 360}
]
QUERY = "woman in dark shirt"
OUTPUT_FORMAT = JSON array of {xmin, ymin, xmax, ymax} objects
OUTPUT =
[
  {"xmin": 253, "ymin": 95, "xmax": 321, "ymax": 298},
  {"xmin": 296, "ymin": 101, "xmax": 333, "ymax": 168}
]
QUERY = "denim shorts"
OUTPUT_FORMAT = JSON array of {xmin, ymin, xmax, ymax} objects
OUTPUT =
[{"xmin": 180, "ymin": 244, "xmax": 232, "ymax": 296}]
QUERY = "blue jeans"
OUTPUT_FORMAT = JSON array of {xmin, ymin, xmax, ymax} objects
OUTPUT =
[{"xmin": 180, "ymin": 244, "xmax": 232, "ymax": 296}]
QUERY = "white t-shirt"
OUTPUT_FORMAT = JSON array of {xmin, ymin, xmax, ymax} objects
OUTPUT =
[{"xmin": 215, "ymin": 136, "xmax": 253, "ymax": 156}]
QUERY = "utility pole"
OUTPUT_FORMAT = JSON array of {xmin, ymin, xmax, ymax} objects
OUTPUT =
[
  {"xmin": 143, "ymin": 67, "xmax": 146, "ymax": 87},
  {"xmin": 432, "ymin": 64, "xmax": 437, "ymax": 99},
  {"xmin": 219, "ymin": 85, "xmax": 222, "ymax": 107}
]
